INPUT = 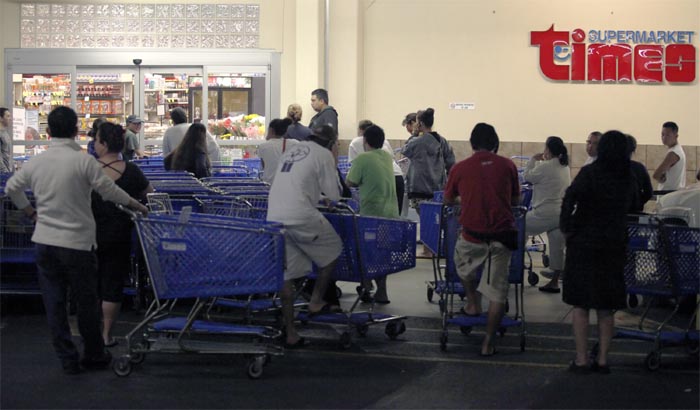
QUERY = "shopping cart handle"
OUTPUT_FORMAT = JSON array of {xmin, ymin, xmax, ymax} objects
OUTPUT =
[{"xmin": 116, "ymin": 203, "xmax": 143, "ymax": 220}]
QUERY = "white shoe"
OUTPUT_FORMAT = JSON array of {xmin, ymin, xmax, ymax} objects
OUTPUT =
[{"xmin": 540, "ymin": 268, "xmax": 555, "ymax": 279}]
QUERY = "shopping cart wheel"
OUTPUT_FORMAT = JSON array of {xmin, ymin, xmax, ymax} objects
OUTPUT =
[
  {"xmin": 335, "ymin": 285, "xmax": 343, "ymax": 299},
  {"xmin": 129, "ymin": 341, "xmax": 149, "ymax": 364},
  {"xmin": 527, "ymin": 271, "xmax": 539, "ymax": 286},
  {"xmin": 519, "ymin": 334, "xmax": 526, "ymax": 352},
  {"xmin": 357, "ymin": 324, "xmax": 369, "ymax": 337},
  {"xmin": 645, "ymin": 351, "xmax": 661, "ymax": 371},
  {"xmin": 628, "ymin": 295, "xmax": 639, "ymax": 308},
  {"xmin": 385, "ymin": 322, "xmax": 401, "ymax": 340},
  {"xmin": 427, "ymin": 287, "xmax": 434, "ymax": 302},
  {"xmin": 459, "ymin": 326, "xmax": 472, "ymax": 336},
  {"xmin": 542, "ymin": 254, "xmax": 550, "ymax": 268},
  {"xmin": 247, "ymin": 356, "xmax": 265, "ymax": 379},
  {"xmin": 439, "ymin": 332, "xmax": 448, "ymax": 352},
  {"xmin": 113, "ymin": 356, "xmax": 132, "ymax": 377},
  {"xmin": 339, "ymin": 331, "xmax": 352, "ymax": 349}
]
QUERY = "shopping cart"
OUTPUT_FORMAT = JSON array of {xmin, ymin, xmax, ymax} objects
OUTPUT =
[
  {"xmin": 421, "ymin": 201, "xmax": 465, "ymax": 303},
  {"xmin": 0, "ymin": 191, "xmax": 41, "ymax": 295},
  {"xmin": 113, "ymin": 208, "xmax": 286, "ymax": 379},
  {"xmin": 296, "ymin": 204, "xmax": 416, "ymax": 348},
  {"xmin": 600, "ymin": 215, "xmax": 699, "ymax": 370},
  {"xmin": 519, "ymin": 184, "xmax": 548, "ymax": 286},
  {"xmin": 438, "ymin": 206, "xmax": 528, "ymax": 352}
]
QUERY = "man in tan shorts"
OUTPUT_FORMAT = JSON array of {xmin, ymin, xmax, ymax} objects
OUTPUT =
[{"xmin": 443, "ymin": 123, "xmax": 520, "ymax": 356}]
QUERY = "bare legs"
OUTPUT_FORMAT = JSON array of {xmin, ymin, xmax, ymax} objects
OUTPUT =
[
  {"xmin": 101, "ymin": 301, "xmax": 120, "ymax": 345},
  {"xmin": 572, "ymin": 307, "xmax": 615, "ymax": 366},
  {"xmin": 280, "ymin": 260, "xmax": 337, "ymax": 345},
  {"xmin": 461, "ymin": 276, "xmax": 504, "ymax": 355},
  {"xmin": 461, "ymin": 277, "xmax": 482, "ymax": 316}
]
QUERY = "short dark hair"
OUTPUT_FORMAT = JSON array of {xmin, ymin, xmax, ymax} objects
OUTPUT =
[
  {"xmin": 0, "ymin": 107, "xmax": 8, "ymax": 119},
  {"xmin": 268, "ymin": 118, "xmax": 292, "ymax": 137},
  {"xmin": 97, "ymin": 122, "xmax": 125, "ymax": 153},
  {"xmin": 88, "ymin": 117, "xmax": 106, "ymax": 139},
  {"xmin": 310, "ymin": 125, "xmax": 337, "ymax": 150},
  {"xmin": 590, "ymin": 131, "xmax": 602, "ymax": 139},
  {"xmin": 470, "ymin": 123, "xmax": 499, "ymax": 152},
  {"xmin": 311, "ymin": 88, "xmax": 329, "ymax": 104},
  {"xmin": 597, "ymin": 130, "xmax": 630, "ymax": 173},
  {"xmin": 363, "ymin": 125, "xmax": 385, "ymax": 149},
  {"xmin": 626, "ymin": 134, "xmax": 637, "ymax": 156},
  {"xmin": 170, "ymin": 107, "xmax": 188, "ymax": 125},
  {"xmin": 47, "ymin": 106, "xmax": 78, "ymax": 139},
  {"xmin": 402, "ymin": 113, "xmax": 416, "ymax": 126},
  {"xmin": 358, "ymin": 120, "xmax": 374, "ymax": 133},
  {"xmin": 418, "ymin": 108, "xmax": 435, "ymax": 128},
  {"xmin": 662, "ymin": 121, "xmax": 678, "ymax": 133}
]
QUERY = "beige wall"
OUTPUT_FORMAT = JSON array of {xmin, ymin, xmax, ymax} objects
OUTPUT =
[
  {"xmin": 2, "ymin": 0, "xmax": 699, "ymax": 151},
  {"xmin": 361, "ymin": 0, "xmax": 700, "ymax": 147}
]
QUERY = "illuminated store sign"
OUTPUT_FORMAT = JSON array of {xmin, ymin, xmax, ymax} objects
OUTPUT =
[{"xmin": 531, "ymin": 25, "xmax": 697, "ymax": 83}]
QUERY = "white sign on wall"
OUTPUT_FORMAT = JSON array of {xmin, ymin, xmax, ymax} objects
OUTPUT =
[
  {"xmin": 12, "ymin": 108, "xmax": 26, "ymax": 141},
  {"xmin": 449, "ymin": 102, "xmax": 476, "ymax": 110}
]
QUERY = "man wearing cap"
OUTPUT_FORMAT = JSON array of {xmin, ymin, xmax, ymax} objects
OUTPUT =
[{"xmin": 123, "ymin": 115, "xmax": 145, "ymax": 161}]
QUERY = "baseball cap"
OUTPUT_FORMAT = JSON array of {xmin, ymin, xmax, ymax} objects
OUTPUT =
[{"xmin": 126, "ymin": 115, "xmax": 143, "ymax": 124}]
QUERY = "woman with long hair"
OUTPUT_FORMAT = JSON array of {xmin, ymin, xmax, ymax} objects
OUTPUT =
[
  {"xmin": 561, "ymin": 130, "xmax": 636, "ymax": 374},
  {"xmin": 523, "ymin": 136, "xmax": 571, "ymax": 293},
  {"xmin": 164, "ymin": 123, "xmax": 211, "ymax": 178},
  {"xmin": 91, "ymin": 122, "xmax": 153, "ymax": 347}
]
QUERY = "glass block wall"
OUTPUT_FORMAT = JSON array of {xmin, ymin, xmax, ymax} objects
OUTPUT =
[{"xmin": 20, "ymin": 3, "xmax": 260, "ymax": 49}]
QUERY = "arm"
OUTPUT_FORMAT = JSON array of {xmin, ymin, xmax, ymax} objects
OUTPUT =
[
  {"xmin": 443, "ymin": 171, "xmax": 459, "ymax": 205},
  {"xmin": 522, "ymin": 156, "xmax": 546, "ymax": 184},
  {"xmin": 88, "ymin": 161, "xmax": 148, "ymax": 213},
  {"xmin": 345, "ymin": 155, "xmax": 361, "ymax": 188},
  {"xmin": 320, "ymin": 155, "xmax": 342, "ymax": 202},
  {"xmin": 206, "ymin": 132, "xmax": 221, "ymax": 163},
  {"xmin": 162, "ymin": 135, "xmax": 172, "ymax": 156},
  {"xmin": 653, "ymin": 151, "xmax": 680, "ymax": 183},
  {"xmin": 5, "ymin": 169, "xmax": 35, "ymax": 218},
  {"xmin": 442, "ymin": 140, "xmax": 456, "ymax": 173},
  {"xmin": 401, "ymin": 135, "xmax": 420, "ymax": 158},
  {"xmin": 510, "ymin": 163, "xmax": 521, "ymax": 206}
]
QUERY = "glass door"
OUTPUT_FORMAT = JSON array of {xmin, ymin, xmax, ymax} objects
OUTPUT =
[
  {"xmin": 10, "ymin": 66, "xmax": 75, "ymax": 157},
  {"xmin": 141, "ymin": 67, "xmax": 204, "ymax": 156},
  {"xmin": 75, "ymin": 68, "xmax": 136, "ymax": 141}
]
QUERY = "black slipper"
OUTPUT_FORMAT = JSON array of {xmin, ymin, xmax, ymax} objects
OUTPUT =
[
  {"xmin": 479, "ymin": 346, "xmax": 497, "ymax": 357},
  {"xmin": 374, "ymin": 299, "xmax": 391, "ymax": 304},
  {"xmin": 590, "ymin": 362, "xmax": 611, "ymax": 374},
  {"xmin": 568, "ymin": 360, "xmax": 591, "ymax": 374},
  {"xmin": 459, "ymin": 307, "xmax": 481, "ymax": 317},
  {"xmin": 283, "ymin": 337, "xmax": 307, "ymax": 349},
  {"xmin": 538, "ymin": 286, "xmax": 561, "ymax": 294}
]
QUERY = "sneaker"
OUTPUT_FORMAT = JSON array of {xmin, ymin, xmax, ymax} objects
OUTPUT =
[
  {"xmin": 62, "ymin": 360, "xmax": 82, "ymax": 375},
  {"xmin": 80, "ymin": 350, "xmax": 112, "ymax": 370}
]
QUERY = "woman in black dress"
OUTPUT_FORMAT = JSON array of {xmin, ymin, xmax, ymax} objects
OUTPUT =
[
  {"xmin": 92, "ymin": 122, "xmax": 153, "ymax": 346},
  {"xmin": 561, "ymin": 130, "xmax": 636, "ymax": 373},
  {"xmin": 164, "ymin": 123, "xmax": 211, "ymax": 178}
]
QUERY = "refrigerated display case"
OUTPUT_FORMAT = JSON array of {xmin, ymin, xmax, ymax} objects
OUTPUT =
[
  {"xmin": 75, "ymin": 71, "xmax": 135, "ymax": 138},
  {"xmin": 11, "ymin": 72, "xmax": 72, "ymax": 155}
]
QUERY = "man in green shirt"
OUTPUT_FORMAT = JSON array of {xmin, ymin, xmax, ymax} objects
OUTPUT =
[{"xmin": 346, "ymin": 124, "xmax": 399, "ymax": 303}]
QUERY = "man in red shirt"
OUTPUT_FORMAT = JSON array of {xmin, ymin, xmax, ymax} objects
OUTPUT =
[{"xmin": 443, "ymin": 123, "xmax": 520, "ymax": 356}]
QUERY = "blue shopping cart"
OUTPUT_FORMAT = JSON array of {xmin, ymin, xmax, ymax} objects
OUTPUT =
[
  {"xmin": 296, "ymin": 205, "xmax": 417, "ymax": 348},
  {"xmin": 601, "ymin": 216, "xmax": 699, "ymax": 370},
  {"xmin": 437, "ymin": 205, "xmax": 528, "ymax": 352},
  {"xmin": 113, "ymin": 209, "xmax": 286, "ymax": 379}
]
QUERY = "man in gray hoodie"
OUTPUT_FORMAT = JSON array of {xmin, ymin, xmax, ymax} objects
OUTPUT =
[{"xmin": 308, "ymin": 89, "xmax": 339, "ymax": 133}]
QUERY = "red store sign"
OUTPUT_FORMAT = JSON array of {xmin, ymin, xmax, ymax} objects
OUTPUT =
[{"xmin": 531, "ymin": 25, "xmax": 697, "ymax": 84}]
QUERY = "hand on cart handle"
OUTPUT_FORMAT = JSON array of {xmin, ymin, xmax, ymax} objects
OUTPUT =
[{"xmin": 116, "ymin": 200, "xmax": 148, "ymax": 219}]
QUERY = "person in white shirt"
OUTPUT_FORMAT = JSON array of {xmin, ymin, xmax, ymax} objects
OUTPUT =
[
  {"xmin": 257, "ymin": 118, "xmax": 296, "ymax": 184},
  {"xmin": 583, "ymin": 131, "xmax": 601, "ymax": 166},
  {"xmin": 348, "ymin": 120, "xmax": 405, "ymax": 213},
  {"xmin": 653, "ymin": 121, "xmax": 686, "ymax": 191},
  {"xmin": 523, "ymin": 136, "xmax": 572, "ymax": 293},
  {"xmin": 5, "ymin": 106, "xmax": 148, "ymax": 375},
  {"xmin": 656, "ymin": 168, "xmax": 700, "ymax": 228},
  {"xmin": 162, "ymin": 107, "xmax": 220, "ymax": 163},
  {"xmin": 266, "ymin": 125, "xmax": 343, "ymax": 348},
  {"xmin": 0, "ymin": 107, "xmax": 12, "ymax": 172}
]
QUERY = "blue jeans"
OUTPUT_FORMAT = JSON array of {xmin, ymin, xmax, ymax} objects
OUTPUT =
[{"xmin": 35, "ymin": 244, "xmax": 104, "ymax": 363}]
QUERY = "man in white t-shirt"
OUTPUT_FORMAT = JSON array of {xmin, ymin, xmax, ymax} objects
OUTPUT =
[
  {"xmin": 653, "ymin": 121, "xmax": 686, "ymax": 191},
  {"xmin": 583, "ymin": 131, "xmax": 601, "ymax": 166},
  {"xmin": 348, "ymin": 120, "xmax": 405, "ymax": 213},
  {"xmin": 162, "ymin": 107, "xmax": 220, "ymax": 162},
  {"xmin": 267, "ymin": 125, "xmax": 342, "ymax": 348}
]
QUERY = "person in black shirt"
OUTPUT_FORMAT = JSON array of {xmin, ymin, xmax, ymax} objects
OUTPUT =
[{"xmin": 627, "ymin": 135, "xmax": 653, "ymax": 213}]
